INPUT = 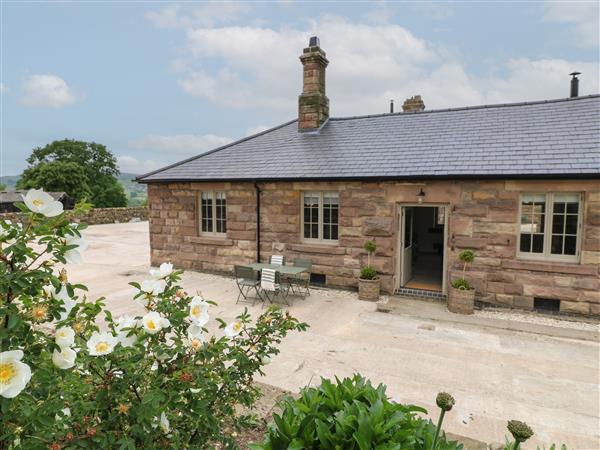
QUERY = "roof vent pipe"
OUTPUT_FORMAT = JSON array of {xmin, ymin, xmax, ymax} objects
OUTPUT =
[
  {"xmin": 390, "ymin": 99, "xmax": 394, "ymax": 113},
  {"xmin": 570, "ymin": 72, "xmax": 581, "ymax": 98}
]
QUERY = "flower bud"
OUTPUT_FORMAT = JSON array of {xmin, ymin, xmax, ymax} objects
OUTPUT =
[
  {"xmin": 59, "ymin": 269, "xmax": 68, "ymax": 284},
  {"xmin": 507, "ymin": 420, "xmax": 533, "ymax": 442},
  {"xmin": 435, "ymin": 392, "xmax": 455, "ymax": 412}
]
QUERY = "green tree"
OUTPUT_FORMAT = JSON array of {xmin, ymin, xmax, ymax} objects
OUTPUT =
[
  {"xmin": 16, "ymin": 161, "xmax": 91, "ymax": 202},
  {"xmin": 17, "ymin": 139, "xmax": 127, "ymax": 207},
  {"xmin": 0, "ymin": 182, "xmax": 6, "ymax": 190}
]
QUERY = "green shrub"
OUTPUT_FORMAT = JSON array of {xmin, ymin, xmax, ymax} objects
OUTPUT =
[
  {"xmin": 250, "ymin": 375, "xmax": 463, "ymax": 450},
  {"xmin": 452, "ymin": 250, "xmax": 475, "ymax": 291},
  {"xmin": 0, "ymin": 191, "xmax": 308, "ymax": 449},
  {"xmin": 451, "ymin": 278, "xmax": 471, "ymax": 290},
  {"xmin": 360, "ymin": 266, "xmax": 378, "ymax": 280}
]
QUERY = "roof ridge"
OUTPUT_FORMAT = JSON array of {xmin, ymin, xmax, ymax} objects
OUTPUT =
[
  {"xmin": 329, "ymin": 94, "xmax": 600, "ymax": 122},
  {"xmin": 136, "ymin": 119, "xmax": 298, "ymax": 181}
]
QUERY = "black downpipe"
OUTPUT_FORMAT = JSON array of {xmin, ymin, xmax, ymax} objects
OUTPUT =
[{"xmin": 254, "ymin": 182, "xmax": 261, "ymax": 262}]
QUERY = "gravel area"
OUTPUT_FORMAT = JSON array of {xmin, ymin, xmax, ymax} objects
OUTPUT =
[{"xmin": 475, "ymin": 308, "xmax": 600, "ymax": 332}]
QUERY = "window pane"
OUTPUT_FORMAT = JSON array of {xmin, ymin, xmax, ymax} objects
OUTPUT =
[
  {"xmin": 532, "ymin": 234, "xmax": 544, "ymax": 253},
  {"xmin": 565, "ymin": 215, "xmax": 578, "ymax": 234},
  {"xmin": 331, "ymin": 224, "xmax": 338, "ymax": 240},
  {"xmin": 551, "ymin": 235, "xmax": 563, "ymax": 254},
  {"xmin": 520, "ymin": 234, "xmax": 531, "ymax": 253},
  {"xmin": 566, "ymin": 202, "xmax": 579, "ymax": 214},
  {"xmin": 322, "ymin": 193, "xmax": 339, "ymax": 241},
  {"xmin": 564, "ymin": 236, "xmax": 577, "ymax": 255},
  {"xmin": 303, "ymin": 194, "xmax": 319, "ymax": 239},
  {"xmin": 553, "ymin": 203, "xmax": 565, "ymax": 214},
  {"xmin": 216, "ymin": 193, "xmax": 226, "ymax": 234},
  {"xmin": 201, "ymin": 193, "xmax": 213, "ymax": 233},
  {"xmin": 552, "ymin": 214, "xmax": 564, "ymax": 234}
]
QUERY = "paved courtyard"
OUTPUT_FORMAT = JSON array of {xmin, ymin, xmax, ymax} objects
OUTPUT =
[{"xmin": 66, "ymin": 222, "xmax": 600, "ymax": 449}]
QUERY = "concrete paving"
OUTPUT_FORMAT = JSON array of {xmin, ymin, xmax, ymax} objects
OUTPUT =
[{"xmin": 65, "ymin": 222, "xmax": 600, "ymax": 450}]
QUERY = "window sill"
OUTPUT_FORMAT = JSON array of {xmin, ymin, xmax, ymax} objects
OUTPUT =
[
  {"xmin": 505, "ymin": 258, "xmax": 595, "ymax": 275},
  {"xmin": 291, "ymin": 242, "xmax": 344, "ymax": 255},
  {"xmin": 184, "ymin": 235, "xmax": 233, "ymax": 246}
]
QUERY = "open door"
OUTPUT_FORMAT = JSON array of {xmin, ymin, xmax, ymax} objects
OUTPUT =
[{"xmin": 400, "ymin": 207, "xmax": 413, "ymax": 287}]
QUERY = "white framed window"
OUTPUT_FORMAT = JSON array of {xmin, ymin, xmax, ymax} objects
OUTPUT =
[
  {"xmin": 518, "ymin": 193, "xmax": 582, "ymax": 262},
  {"xmin": 199, "ymin": 192, "xmax": 227, "ymax": 236},
  {"xmin": 301, "ymin": 192, "xmax": 339, "ymax": 243}
]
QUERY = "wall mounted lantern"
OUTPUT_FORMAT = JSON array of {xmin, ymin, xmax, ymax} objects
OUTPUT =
[{"xmin": 417, "ymin": 188, "xmax": 426, "ymax": 204}]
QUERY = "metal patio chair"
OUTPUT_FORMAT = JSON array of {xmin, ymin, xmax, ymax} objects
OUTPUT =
[
  {"xmin": 289, "ymin": 258, "xmax": 312, "ymax": 298},
  {"xmin": 260, "ymin": 268, "xmax": 291, "ymax": 306},
  {"xmin": 269, "ymin": 255, "xmax": 285, "ymax": 266},
  {"xmin": 234, "ymin": 265, "xmax": 261, "ymax": 305}
]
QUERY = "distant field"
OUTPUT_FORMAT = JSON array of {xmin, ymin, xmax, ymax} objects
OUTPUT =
[{"xmin": 0, "ymin": 172, "xmax": 147, "ymax": 207}]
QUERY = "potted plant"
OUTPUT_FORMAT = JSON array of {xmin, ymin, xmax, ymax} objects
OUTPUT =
[
  {"xmin": 358, "ymin": 240, "xmax": 380, "ymax": 301},
  {"xmin": 448, "ymin": 249, "xmax": 476, "ymax": 314}
]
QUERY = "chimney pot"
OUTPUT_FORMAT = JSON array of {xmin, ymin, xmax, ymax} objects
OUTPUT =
[
  {"xmin": 570, "ymin": 71, "xmax": 581, "ymax": 98},
  {"xmin": 298, "ymin": 36, "xmax": 329, "ymax": 131},
  {"xmin": 402, "ymin": 95, "xmax": 425, "ymax": 113},
  {"xmin": 390, "ymin": 99, "xmax": 394, "ymax": 113}
]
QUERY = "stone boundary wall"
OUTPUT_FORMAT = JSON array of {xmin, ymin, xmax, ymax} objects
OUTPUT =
[{"xmin": 0, "ymin": 207, "xmax": 148, "ymax": 225}]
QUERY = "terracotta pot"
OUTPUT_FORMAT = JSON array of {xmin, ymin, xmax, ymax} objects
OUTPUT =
[
  {"xmin": 358, "ymin": 278, "xmax": 380, "ymax": 301},
  {"xmin": 448, "ymin": 287, "xmax": 475, "ymax": 314}
]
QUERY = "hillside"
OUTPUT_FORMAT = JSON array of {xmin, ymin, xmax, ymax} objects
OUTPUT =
[{"xmin": 0, "ymin": 172, "xmax": 147, "ymax": 206}]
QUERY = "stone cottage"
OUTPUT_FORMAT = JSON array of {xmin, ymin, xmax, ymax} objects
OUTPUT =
[{"xmin": 137, "ymin": 37, "xmax": 600, "ymax": 316}]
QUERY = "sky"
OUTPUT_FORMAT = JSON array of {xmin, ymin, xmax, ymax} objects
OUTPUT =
[{"xmin": 1, "ymin": 1, "xmax": 599, "ymax": 177}]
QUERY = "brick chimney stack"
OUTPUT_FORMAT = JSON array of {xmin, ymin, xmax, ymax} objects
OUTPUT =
[
  {"xmin": 402, "ymin": 95, "xmax": 425, "ymax": 113},
  {"xmin": 298, "ymin": 36, "xmax": 329, "ymax": 131}
]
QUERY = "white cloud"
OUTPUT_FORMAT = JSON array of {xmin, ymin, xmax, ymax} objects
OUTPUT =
[
  {"xmin": 20, "ymin": 74, "xmax": 78, "ymax": 108},
  {"xmin": 544, "ymin": 2, "xmax": 599, "ymax": 47},
  {"xmin": 484, "ymin": 58, "xmax": 599, "ymax": 104},
  {"xmin": 117, "ymin": 155, "xmax": 164, "ymax": 174},
  {"xmin": 156, "ymin": 12, "xmax": 597, "ymax": 117},
  {"xmin": 129, "ymin": 133, "xmax": 233, "ymax": 155},
  {"xmin": 0, "ymin": 83, "xmax": 7, "ymax": 94}
]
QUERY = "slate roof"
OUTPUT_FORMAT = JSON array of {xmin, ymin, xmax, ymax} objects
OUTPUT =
[{"xmin": 137, "ymin": 95, "xmax": 600, "ymax": 183}]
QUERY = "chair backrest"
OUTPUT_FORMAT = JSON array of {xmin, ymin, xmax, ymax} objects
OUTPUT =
[
  {"xmin": 261, "ymin": 268, "xmax": 278, "ymax": 291},
  {"xmin": 269, "ymin": 255, "xmax": 285, "ymax": 266},
  {"xmin": 235, "ymin": 265, "xmax": 256, "ymax": 281},
  {"xmin": 293, "ymin": 259, "xmax": 312, "ymax": 271}
]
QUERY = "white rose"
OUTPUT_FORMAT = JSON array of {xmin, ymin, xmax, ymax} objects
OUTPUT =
[
  {"xmin": 55, "ymin": 327, "xmax": 75, "ymax": 348},
  {"xmin": 150, "ymin": 262, "xmax": 173, "ymax": 279},
  {"xmin": 0, "ymin": 350, "xmax": 32, "ymax": 398},
  {"xmin": 115, "ymin": 315, "xmax": 138, "ymax": 348},
  {"xmin": 142, "ymin": 311, "xmax": 169, "ymax": 334},
  {"xmin": 64, "ymin": 234, "xmax": 88, "ymax": 264},
  {"xmin": 87, "ymin": 331, "xmax": 118, "ymax": 356},
  {"xmin": 52, "ymin": 347, "xmax": 77, "ymax": 369},
  {"xmin": 140, "ymin": 279, "xmax": 164, "ymax": 296},
  {"xmin": 22, "ymin": 189, "xmax": 63, "ymax": 217},
  {"xmin": 188, "ymin": 297, "xmax": 209, "ymax": 325},
  {"xmin": 224, "ymin": 321, "xmax": 243, "ymax": 338}
]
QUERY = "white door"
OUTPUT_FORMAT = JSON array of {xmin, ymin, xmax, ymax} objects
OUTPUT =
[{"xmin": 400, "ymin": 207, "xmax": 413, "ymax": 286}]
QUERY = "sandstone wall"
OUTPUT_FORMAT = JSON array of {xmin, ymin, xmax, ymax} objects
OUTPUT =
[
  {"xmin": 148, "ymin": 179, "xmax": 600, "ymax": 315},
  {"xmin": 0, "ymin": 207, "xmax": 148, "ymax": 225}
]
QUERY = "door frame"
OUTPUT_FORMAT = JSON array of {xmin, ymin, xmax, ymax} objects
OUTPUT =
[{"xmin": 395, "ymin": 203, "xmax": 449, "ymax": 295}]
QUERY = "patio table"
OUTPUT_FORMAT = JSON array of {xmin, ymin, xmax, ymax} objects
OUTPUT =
[
  {"xmin": 245, "ymin": 262, "xmax": 307, "ymax": 276},
  {"xmin": 245, "ymin": 263, "xmax": 308, "ymax": 304}
]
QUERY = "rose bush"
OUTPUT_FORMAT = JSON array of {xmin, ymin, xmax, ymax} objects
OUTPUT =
[{"xmin": 0, "ymin": 191, "xmax": 307, "ymax": 449}]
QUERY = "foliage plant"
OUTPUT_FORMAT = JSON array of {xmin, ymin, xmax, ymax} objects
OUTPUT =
[
  {"xmin": 0, "ymin": 189, "xmax": 307, "ymax": 449},
  {"xmin": 360, "ymin": 240, "xmax": 378, "ymax": 280},
  {"xmin": 451, "ymin": 250, "xmax": 475, "ymax": 290},
  {"xmin": 17, "ymin": 139, "xmax": 127, "ymax": 207},
  {"xmin": 251, "ymin": 374, "xmax": 463, "ymax": 450}
]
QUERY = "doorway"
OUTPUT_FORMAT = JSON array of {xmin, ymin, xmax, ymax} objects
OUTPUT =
[{"xmin": 398, "ymin": 205, "xmax": 447, "ymax": 293}]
